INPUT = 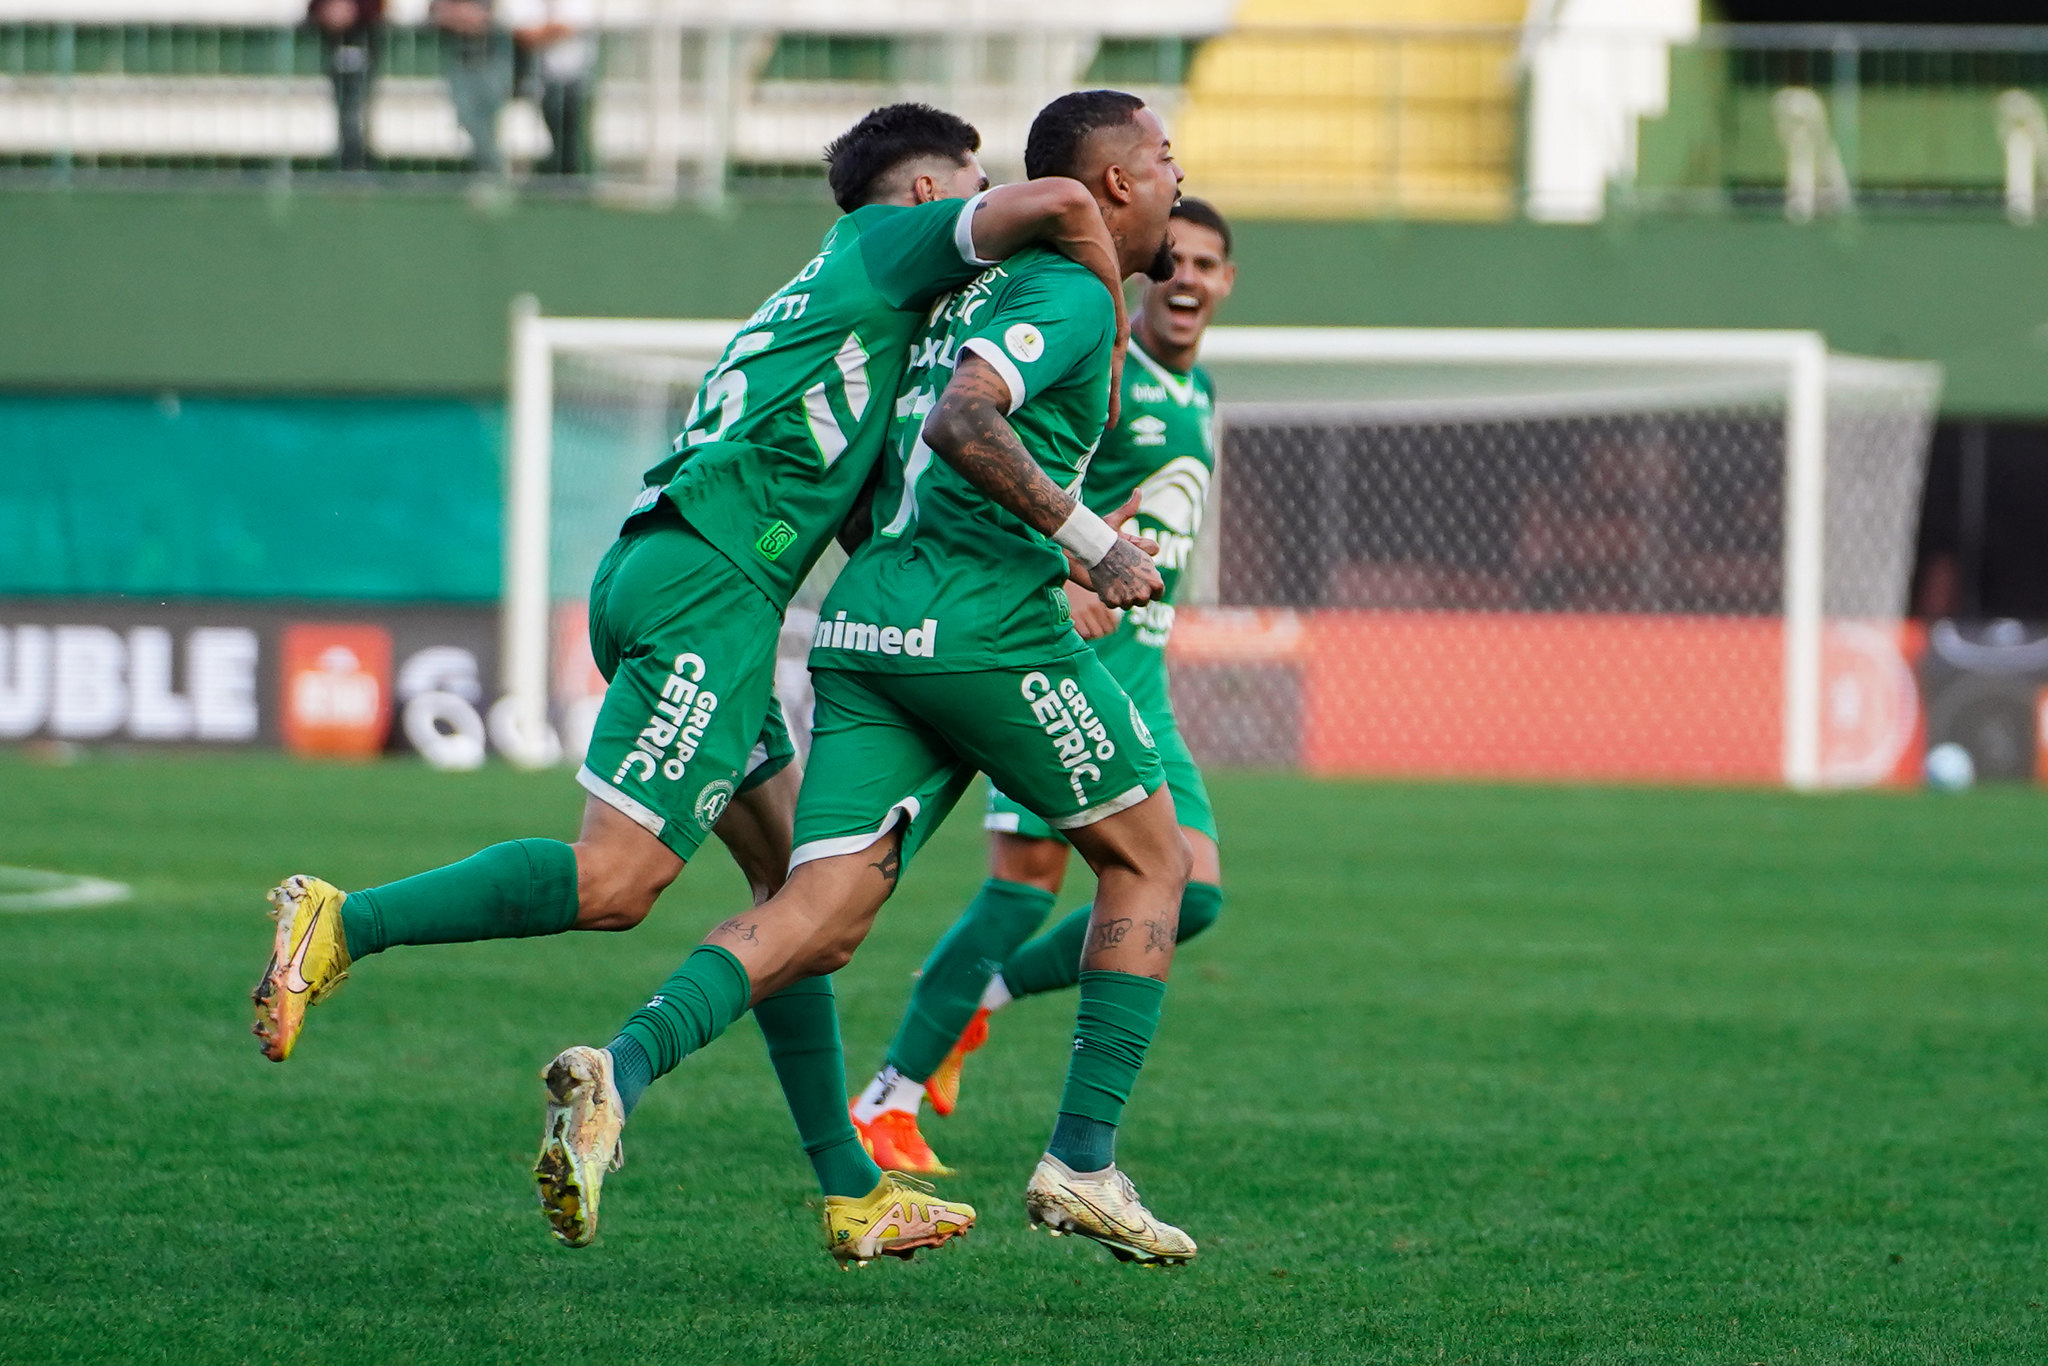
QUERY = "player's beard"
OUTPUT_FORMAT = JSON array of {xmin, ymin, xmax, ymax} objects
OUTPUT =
[{"xmin": 1143, "ymin": 235, "xmax": 1175, "ymax": 282}]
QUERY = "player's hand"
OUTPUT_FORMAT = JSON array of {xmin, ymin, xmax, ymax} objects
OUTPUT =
[
  {"xmin": 1106, "ymin": 313, "xmax": 1128, "ymax": 431},
  {"xmin": 1071, "ymin": 538, "xmax": 1163, "ymax": 610},
  {"xmin": 1102, "ymin": 490, "xmax": 1158, "ymax": 558},
  {"xmin": 1063, "ymin": 580, "xmax": 1120, "ymax": 640}
]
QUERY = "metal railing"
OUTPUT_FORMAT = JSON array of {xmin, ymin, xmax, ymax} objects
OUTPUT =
[
  {"xmin": 1631, "ymin": 26, "xmax": 2048, "ymax": 222},
  {"xmin": 3, "ymin": 20, "xmax": 2048, "ymax": 221}
]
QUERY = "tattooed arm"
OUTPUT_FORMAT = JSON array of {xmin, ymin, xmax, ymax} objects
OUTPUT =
[{"xmin": 922, "ymin": 353, "xmax": 1164, "ymax": 610}]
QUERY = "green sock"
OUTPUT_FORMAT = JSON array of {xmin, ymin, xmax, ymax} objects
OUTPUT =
[
  {"xmin": 885, "ymin": 879, "xmax": 1055, "ymax": 1080},
  {"xmin": 609, "ymin": 944, "xmax": 753, "ymax": 1090},
  {"xmin": 1002, "ymin": 882, "xmax": 1223, "ymax": 1000},
  {"xmin": 754, "ymin": 976, "xmax": 882, "ymax": 1199},
  {"xmin": 1046, "ymin": 970, "xmax": 1166, "ymax": 1172},
  {"xmin": 340, "ymin": 838, "xmax": 580, "ymax": 960}
]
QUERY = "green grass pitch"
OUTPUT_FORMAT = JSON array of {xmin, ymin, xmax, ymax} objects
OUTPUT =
[{"xmin": 2, "ymin": 753, "xmax": 2044, "ymax": 1363}]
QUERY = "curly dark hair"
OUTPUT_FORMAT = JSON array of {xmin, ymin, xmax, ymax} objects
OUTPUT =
[
  {"xmin": 1023, "ymin": 89, "xmax": 1146, "ymax": 181},
  {"xmin": 823, "ymin": 103, "xmax": 981, "ymax": 213}
]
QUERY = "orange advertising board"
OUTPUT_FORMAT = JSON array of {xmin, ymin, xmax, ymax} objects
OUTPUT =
[
  {"xmin": 279, "ymin": 623, "xmax": 392, "ymax": 758},
  {"xmin": 1169, "ymin": 610, "xmax": 1922, "ymax": 786}
]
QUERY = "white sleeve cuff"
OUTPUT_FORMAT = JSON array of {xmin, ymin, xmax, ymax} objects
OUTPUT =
[
  {"xmin": 954, "ymin": 189, "xmax": 998, "ymax": 267},
  {"xmin": 961, "ymin": 337, "xmax": 1027, "ymax": 414}
]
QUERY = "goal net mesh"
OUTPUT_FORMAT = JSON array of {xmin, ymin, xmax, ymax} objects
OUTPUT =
[{"xmin": 537, "ymin": 333, "xmax": 1939, "ymax": 787}]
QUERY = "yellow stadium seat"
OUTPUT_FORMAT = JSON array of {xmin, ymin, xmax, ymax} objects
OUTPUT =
[{"xmin": 1176, "ymin": 0, "xmax": 1523, "ymax": 218}]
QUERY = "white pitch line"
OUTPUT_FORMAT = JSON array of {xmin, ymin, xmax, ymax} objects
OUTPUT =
[{"xmin": 0, "ymin": 867, "xmax": 134, "ymax": 913}]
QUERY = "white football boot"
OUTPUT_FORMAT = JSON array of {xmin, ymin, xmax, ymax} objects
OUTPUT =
[
  {"xmin": 533, "ymin": 1045, "xmax": 626, "ymax": 1247},
  {"xmin": 1023, "ymin": 1155, "xmax": 1196, "ymax": 1265}
]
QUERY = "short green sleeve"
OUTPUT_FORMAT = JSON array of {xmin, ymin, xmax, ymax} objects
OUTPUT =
[
  {"xmin": 854, "ymin": 192, "xmax": 996, "ymax": 311},
  {"xmin": 958, "ymin": 263, "xmax": 1114, "ymax": 414}
]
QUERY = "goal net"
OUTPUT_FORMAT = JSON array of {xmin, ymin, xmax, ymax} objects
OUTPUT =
[{"xmin": 506, "ymin": 304, "xmax": 1940, "ymax": 789}]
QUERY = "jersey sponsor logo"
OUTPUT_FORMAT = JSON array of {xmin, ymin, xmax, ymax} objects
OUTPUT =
[
  {"xmin": 1004, "ymin": 323, "xmax": 1045, "ymax": 364},
  {"xmin": 693, "ymin": 778, "xmax": 735, "ymax": 830},
  {"xmin": 613, "ymin": 652, "xmax": 720, "ymax": 787},
  {"xmin": 1129, "ymin": 414, "xmax": 1168, "ymax": 447},
  {"xmin": 1123, "ymin": 600, "xmax": 1176, "ymax": 649},
  {"xmin": 755, "ymin": 520, "xmax": 797, "ymax": 560},
  {"xmin": 1130, "ymin": 383, "xmax": 1169, "ymax": 405},
  {"xmin": 925, "ymin": 268, "xmax": 1004, "ymax": 333},
  {"xmin": 811, "ymin": 611, "xmax": 938, "ymax": 659},
  {"xmin": 907, "ymin": 334, "xmax": 964, "ymax": 375},
  {"xmin": 1020, "ymin": 671, "xmax": 1117, "ymax": 807}
]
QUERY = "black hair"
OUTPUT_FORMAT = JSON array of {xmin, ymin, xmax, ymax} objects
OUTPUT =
[
  {"xmin": 1023, "ymin": 89, "xmax": 1146, "ymax": 181},
  {"xmin": 823, "ymin": 103, "xmax": 980, "ymax": 213},
  {"xmin": 1170, "ymin": 197, "xmax": 1232, "ymax": 258}
]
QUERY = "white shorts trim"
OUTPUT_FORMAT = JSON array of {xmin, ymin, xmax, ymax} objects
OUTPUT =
[
  {"xmin": 962, "ymin": 336, "xmax": 1027, "ymax": 414},
  {"xmin": 788, "ymin": 796, "xmax": 923, "ymax": 872},
  {"xmin": 982, "ymin": 810, "xmax": 1022, "ymax": 833},
  {"xmin": 577, "ymin": 764, "xmax": 666, "ymax": 837},
  {"xmin": 742, "ymin": 737, "xmax": 771, "ymax": 778},
  {"xmin": 1046, "ymin": 783, "xmax": 1151, "ymax": 831}
]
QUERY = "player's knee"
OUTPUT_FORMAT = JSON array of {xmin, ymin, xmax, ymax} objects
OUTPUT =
[
  {"xmin": 1155, "ymin": 828, "xmax": 1194, "ymax": 888},
  {"xmin": 991, "ymin": 834, "xmax": 1067, "ymax": 893},
  {"xmin": 573, "ymin": 859, "xmax": 672, "ymax": 931},
  {"xmin": 1176, "ymin": 881, "xmax": 1223, "ymax": 942}
]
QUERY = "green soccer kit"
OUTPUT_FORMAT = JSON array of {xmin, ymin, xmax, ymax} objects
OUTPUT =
[
  {"xmin": 578, "ymin": 191, "xmax": 999, "ymax": 859},
  {"xmin": 985, "ymin": 337, "xmax": 1220, "ymax": 843},
  {"xmin": 792, "ymin": 248, "xmax": 1166, "ymax": 872}
]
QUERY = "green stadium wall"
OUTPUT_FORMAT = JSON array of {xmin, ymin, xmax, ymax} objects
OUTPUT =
[{"xmin": 4, "ymin": 188, "xmax": 2046, "ymax": 598}]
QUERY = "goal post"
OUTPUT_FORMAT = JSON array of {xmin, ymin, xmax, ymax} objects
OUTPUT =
[{"xmin": 503, "ymin": 302, "xmax": 1940, "ymax": 788}]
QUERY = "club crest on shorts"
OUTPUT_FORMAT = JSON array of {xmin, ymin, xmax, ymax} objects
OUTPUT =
[
  {"xmin": 694, "ymin": 778, "xmax": 735, "ymax": 830},
  {"xmin": 1129, "ymin": 700, "xmax": 1155, "ymax": 749}
]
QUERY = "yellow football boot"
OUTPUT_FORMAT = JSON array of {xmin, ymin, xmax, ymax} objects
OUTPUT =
[
  {"xmin": 924, "ymin": 1008, "xmax": 992, "ymax": 1118},
  {"xmin": 533, "ymin": 1045, "xmax": 626, "ymax": 1248},
  {"xmin": 848, "ymin": 1104, "xmax": 955, "ymax": 1177},
  {"xmin": 251, "ymin": 874, "xmax": 352, "ymax": 1062},
  {"xmin": 821, "ymin": 1172, "xmax": 975, "ymax": 1267},
  {"xmin": 1024, "ymin": 1156, "xmax": 1196, "ymax": 1266}
]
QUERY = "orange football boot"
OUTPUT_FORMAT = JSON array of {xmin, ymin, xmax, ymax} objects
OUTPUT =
[
  {"xmin": 924, "ymin": 1008, "xmax": 992, "ymax": 1118},
  {"xmin": 849, "ymin": 1104, "xmax": 955, "ymax": 1177}
]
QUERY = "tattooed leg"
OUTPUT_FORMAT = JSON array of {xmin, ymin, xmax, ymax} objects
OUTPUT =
[{"xmin": 1042, "ymin": 786, "xmax": 1190, "ymax": 1177}]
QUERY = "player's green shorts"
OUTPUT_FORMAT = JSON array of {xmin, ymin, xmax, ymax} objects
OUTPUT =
[
  {"xmin": 790, "ymin": 652, "xmax": 1166, "ymax": 875},
  {"xmin": 987, "ymin": 708, "xmax": 1213, "ymax": 844},
  {"xmin": 986, "ymin": 636, "xmax": 1215, "ymax": 845},
  {"xmin": 576, "ymin": 507, "xmax": 796, "ymax": 861}
]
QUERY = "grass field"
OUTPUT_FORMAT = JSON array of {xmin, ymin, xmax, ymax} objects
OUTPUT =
[{"xmin": 2, "ymin": 752, "xmax": 2044, "ymax": 1364}]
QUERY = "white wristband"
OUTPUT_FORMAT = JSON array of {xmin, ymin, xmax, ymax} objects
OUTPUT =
[{"xmin": 1052, "ymin": 503, "xmax": 1119, "ymax": 566}]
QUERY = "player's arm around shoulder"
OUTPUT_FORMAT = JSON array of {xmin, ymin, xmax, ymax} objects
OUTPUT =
[{"xmin": 968, "ymin": 179, "xmax": 1129, "ymax": 418}]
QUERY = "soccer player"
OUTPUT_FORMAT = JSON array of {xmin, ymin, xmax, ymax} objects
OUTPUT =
[
  {"xmin": 538, "ymin": 90, "xmax": 1199, "ymax": 1265},
  {"xmin": 249, "ymin": 102, "xmax": 1138, "ymax": 1262},
  {"xmin": 849, "ymin": 197, "xmax": 1235, "ymax": 1177}
]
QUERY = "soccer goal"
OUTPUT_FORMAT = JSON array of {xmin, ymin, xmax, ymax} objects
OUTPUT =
[{"xmin": 504, "ymin": 298, "xmax": 1940, "ymax": 789}]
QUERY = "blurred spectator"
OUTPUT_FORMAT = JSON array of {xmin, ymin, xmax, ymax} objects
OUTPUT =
[
  {"xmin": 306, "ymin": 0, "xmax": 383, "ymax": 171},
  {"xmin": 508, "ymin": 0, "xmax": 597, "ymax": 176},
  {"xmin": 430, "ymin": 0, "xmax": 511, "ymax": 174}
]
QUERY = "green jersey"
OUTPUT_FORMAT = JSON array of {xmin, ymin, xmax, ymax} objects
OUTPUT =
[
  {"xmin": 1087, "ymin": 337, "xmax": 1218, "ymax": 672},
  {"xmin": 812, "ymin": 247, "xmax": 1116, "ymax": 673},
  {"xmin": 627, "ymin": 191, "xmax": 997, "ymax": 607}
]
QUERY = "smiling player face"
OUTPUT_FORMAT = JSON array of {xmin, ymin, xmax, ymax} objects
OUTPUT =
[{"xmin": 1138, "ymin": 219, "xmax": 1234, "ymax": 354}]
